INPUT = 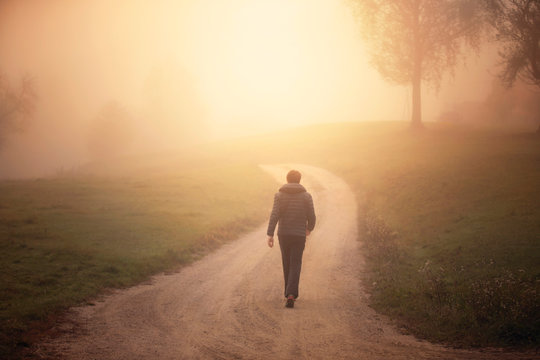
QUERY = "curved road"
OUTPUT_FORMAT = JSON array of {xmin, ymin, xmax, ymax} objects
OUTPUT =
[{"xmin": 39, "ymin": 165, "xmax": 531, "ymax": 359}]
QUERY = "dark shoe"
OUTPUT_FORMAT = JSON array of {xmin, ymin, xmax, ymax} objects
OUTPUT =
[{"xmin": 285, "ymin": 295, "xmax": 295, "ymax": 308}]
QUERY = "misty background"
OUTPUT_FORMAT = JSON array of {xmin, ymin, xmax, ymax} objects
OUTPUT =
[{"xmin": 0, "ymin": 0, "xmax": 534, "ymax": 178}]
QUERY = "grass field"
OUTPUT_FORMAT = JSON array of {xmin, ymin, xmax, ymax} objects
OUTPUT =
[
  {"xmin": 1, "ymin": 121, "xmax": 539, "ymax": 356},
  {"xmin": 0, "ymin": 162, "xmax": 276, "ymax": 356}
]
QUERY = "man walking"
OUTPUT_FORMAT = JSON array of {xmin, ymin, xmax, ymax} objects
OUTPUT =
[{"xmin": 267, "ymin": 169, "xmax": 316, "ymax": 308}]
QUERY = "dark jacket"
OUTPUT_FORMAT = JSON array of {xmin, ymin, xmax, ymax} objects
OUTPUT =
[{"xmin": 267, "ymin": 183, "xmax": 316, "ymax": 237}]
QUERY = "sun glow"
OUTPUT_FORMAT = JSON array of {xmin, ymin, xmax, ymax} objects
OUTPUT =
[
  {"xmin": 0, "ymin": 0, "xmax": 411, "ymax": 176},
  {"xmin": 228, "ymin": 1, "xmax": 303, "ymax": 95},
  {"xmin": 180, "ymin": 0, "xmax": 402, "ymax": 137}
]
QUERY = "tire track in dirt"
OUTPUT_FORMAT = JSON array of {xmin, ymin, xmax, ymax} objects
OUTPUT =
[{"xmin": 36, "ymin": 164, "xmax": 533, "ymax": 359}]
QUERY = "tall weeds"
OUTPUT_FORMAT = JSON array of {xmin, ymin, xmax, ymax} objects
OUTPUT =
[{"xmin": 360, "ymin": 204, "xmax": 539, "ymax": 347}]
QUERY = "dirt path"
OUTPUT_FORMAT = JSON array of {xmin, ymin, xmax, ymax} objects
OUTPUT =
[{"xmin": 37, "ymin": 165, "xmax": 533, "ymax": 359}]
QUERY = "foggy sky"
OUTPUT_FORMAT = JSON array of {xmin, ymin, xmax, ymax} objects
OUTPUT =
[{"xmin": 0, "ymin": 0, "xmax": 499, "ymax": 178}]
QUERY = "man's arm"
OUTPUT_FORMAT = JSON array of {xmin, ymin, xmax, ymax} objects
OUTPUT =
[
  {"xmin": 267, "ymin": 193, "xmax": 280, "ymax": 237},
  {"xmin": 306, "ymin": 193, "xmax": 316, "ymax": 233}
]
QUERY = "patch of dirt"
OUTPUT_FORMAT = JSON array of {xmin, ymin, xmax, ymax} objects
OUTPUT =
[{"xmin": 32, "ymin": 165, "xmax": 535, "ymax": 359}]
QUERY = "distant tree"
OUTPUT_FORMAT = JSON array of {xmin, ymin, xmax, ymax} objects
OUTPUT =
[
  {"xmin": 484, "ymin": 79, "xmax": 540, "ymax": 126},
  {"xmin": 87, "ymin": 101, "xmax": 133, "ymax": 161},
  {"xmin": 436, "ymin": 79, "xmax": 540, "ymax": 127},
  {"xmin": 350, "ymin": 0, "xmax": 488, "ymax": 128},
  {"xmin": 486, "ymin": 0, "xmax": 540, "ymax": 132},
  {"xmin": 0, "ymin": 74, "xmax": 37, "ymax": 147}
]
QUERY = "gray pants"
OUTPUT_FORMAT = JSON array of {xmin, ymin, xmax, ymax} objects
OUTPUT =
[{"xmin": 278, "ymin": 235, "xmax": 306, "ymax": 299}]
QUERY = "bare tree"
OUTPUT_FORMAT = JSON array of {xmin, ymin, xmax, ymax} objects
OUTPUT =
[
  {"xmin": 486, "ymin": 0, "xmax": 540, "ymax": 132},
  {"xmin": 0, "ymin": 74, "xmax": 37, "ymax": 146},
  {"xmin": 350, "ymin": 0, "xmax": 487, "ymax": 128}
]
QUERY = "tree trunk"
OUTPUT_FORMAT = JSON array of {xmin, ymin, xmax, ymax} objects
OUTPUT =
[
  {"xmin": 537, "ymin": 121, "xmax": 540, "ymax": 134},
  {"xmin": 410, "ymin": 0, "xmax": 423, "ymax": 130},
  {"xmin": 411, "ymin": 68, "xmax": 422, "ymax": 129}
]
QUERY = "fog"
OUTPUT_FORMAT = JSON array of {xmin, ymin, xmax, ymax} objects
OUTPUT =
[{"xmin": 0, "ymin": 0, "xmax": 502, "ymax": 178}]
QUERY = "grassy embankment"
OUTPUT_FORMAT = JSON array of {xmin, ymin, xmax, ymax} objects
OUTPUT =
[
  {"xmin": 237, "ymin": 122, "xmax": 539, "ymax": 347},
  {"xmin": 330, "ymin": 125, "xmax": 539, "ymax": 347},
  {"xmin": 0, "ymin": 161, "xmax": 276, "ymax": 357}
]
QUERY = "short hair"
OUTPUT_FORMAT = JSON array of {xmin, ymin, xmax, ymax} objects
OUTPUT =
[{"xmin": 286, "ymin": 170, "xmax": 301, "ymax": 183}]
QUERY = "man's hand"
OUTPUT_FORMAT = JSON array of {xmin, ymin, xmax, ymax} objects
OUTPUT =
[
  {"xmin": 267, "ymin": 236, "xmax": 274, "ymax": 248},
  {"xmin": 306, "ymin": 229, "xmax": 311, "ymax": 237}
]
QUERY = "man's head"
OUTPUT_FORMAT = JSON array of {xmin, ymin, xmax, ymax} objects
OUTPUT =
[{"xmin": 286, "ymin": 170, "xmax": 302, "ymax": 184}]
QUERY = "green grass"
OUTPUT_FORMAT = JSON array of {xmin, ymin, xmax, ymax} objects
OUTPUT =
[{"xmin": 0, "ymin": 163, "xmax": 276, "ymax": 357}]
